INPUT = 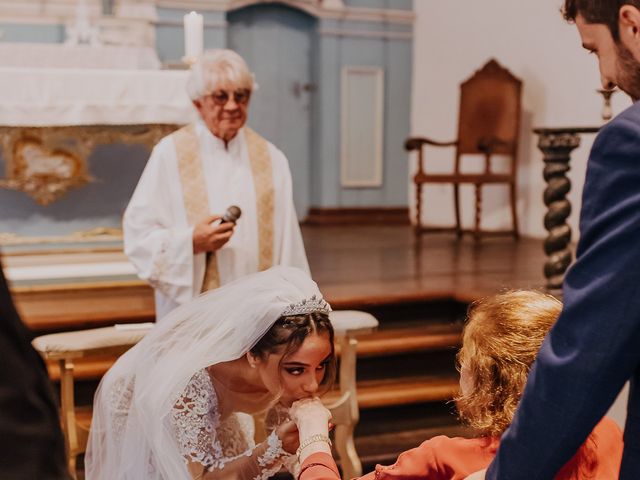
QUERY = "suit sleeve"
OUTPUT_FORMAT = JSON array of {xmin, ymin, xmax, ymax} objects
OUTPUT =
[
  {"xmin": 0, "ymin": 261, "xmax": 68, "ymax": 478},
  {"xmin": 487, "ymin": 113, "xmax": 640, "ymax": 478}
]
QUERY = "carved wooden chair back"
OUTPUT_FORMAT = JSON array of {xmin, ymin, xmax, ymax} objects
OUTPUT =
[
  {"xmin": 406, "ymin": 59, "xmax": 522, "ymax": 239},
  {"xmin": 456, "ymin": 58, "xmax": 522, "ymax": 176}
]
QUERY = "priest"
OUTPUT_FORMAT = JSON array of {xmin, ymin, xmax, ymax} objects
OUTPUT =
[{"xmin": 124, "ymin": 49, "xmax": 309, "ymax": 319}]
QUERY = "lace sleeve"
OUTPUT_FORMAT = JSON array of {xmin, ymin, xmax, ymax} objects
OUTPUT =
[
  {"xmin": 171, "ymin": 370, "xmax": 291, "ymax": 480},
  {"xmin": 171, "ymin": 369, "xmax": 223, "ymax": 470},
  {"xmin": 204, "ymin": 430, "xmax": 290, "ymax": 480}
]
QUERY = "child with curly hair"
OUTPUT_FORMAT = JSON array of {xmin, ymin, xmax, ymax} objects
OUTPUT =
[{"xmin": 292, "ymin": 290, "xmax": 623, "ymax": 480}]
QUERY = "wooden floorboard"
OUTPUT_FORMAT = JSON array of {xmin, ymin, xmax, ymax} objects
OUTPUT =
[
  {"xmin": 304, "ymin": 225, "xmax": 547, "ymax": 309},
  {"xmin": 355, "ymin": 424, "xmax": 474, "ymax": 468},
  {"xmin": 352, "ymin": 324, "xmax": 461, "ymax": 358},
  {"xmin": 12, "ymin": 225, "xmax": 547, "ymax": 333},
  {"xmin": 324, "ymin": 375, "xmax": 460, "ymax": 409},
  {"xmin": 10, "ymin": 225, "xmax": 547, "ymax": 478}
]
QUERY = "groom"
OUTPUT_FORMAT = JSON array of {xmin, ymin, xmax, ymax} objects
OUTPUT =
[
  {"xmin": 0, "ymin": 259, "xmax": 67, "ymax": 478},
  {"xmin": 471, "ymin": 1, "xmax": 640, "ymax": 478}
]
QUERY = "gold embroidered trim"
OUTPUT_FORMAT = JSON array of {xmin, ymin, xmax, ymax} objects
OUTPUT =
[
  {"xmin": 245, "ymin": 127, "xmax": 274, "ymax": 272},
  {"xmin": 172, "ymin": 124, "xmax": 221, "ymax": 291},
  {"xmin": 172, "ymin": 125, "xmax": 275, "ymax": 292}
]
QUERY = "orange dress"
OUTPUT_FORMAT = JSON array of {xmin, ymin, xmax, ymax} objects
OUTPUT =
[{"xmin": 299, "ymin": 417, "xmax": 623, "ymax": 480}]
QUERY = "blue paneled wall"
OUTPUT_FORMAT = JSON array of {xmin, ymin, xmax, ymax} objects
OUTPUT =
[
  {"xmin": 0, "ymin": 23, "xmax": 65, "ymax": 43},
  {"xmin": 0, "ymin": 0, "xmax": 412, "ymax": 236},
  {"xmin": 311, "ymin": 17, "xmax": 412, "ymax": 208}
]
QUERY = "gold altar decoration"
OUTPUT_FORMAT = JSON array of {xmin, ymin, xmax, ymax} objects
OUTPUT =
[
  {"xmin": 0, "ymin": 134, "xmax": 92, "ymax": 206},
  {"xmin": 0, "ymin": 124, "xmax": 180, "ymax": 206}
]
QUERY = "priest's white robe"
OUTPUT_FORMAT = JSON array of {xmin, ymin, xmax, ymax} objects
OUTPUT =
[{"xmin": 123, "ymin": 121, "xmax": 309, "ymax": 320}]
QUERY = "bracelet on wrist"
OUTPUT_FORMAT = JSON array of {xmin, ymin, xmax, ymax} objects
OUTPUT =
[{"xmin": 296, "ymin": 434, "xmax": 332, "ymax": 462}]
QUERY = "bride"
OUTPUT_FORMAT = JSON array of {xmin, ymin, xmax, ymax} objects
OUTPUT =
[{"xmin": 85, "ymin": 266, "xmax": 335, "ymax": 479}]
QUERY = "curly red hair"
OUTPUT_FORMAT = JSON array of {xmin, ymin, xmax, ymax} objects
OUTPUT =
[
  {"xmin": 455, "ymin": 290, "xmax": 561, "ymax": 436},
  {"xmin": 454, "ymin": 290, "xmax": 598, "ymax": 478}
]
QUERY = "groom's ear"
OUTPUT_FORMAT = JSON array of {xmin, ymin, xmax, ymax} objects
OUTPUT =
[{"xmin": 620, "ymin": 5, "xmax": 640, "ymax": 59}]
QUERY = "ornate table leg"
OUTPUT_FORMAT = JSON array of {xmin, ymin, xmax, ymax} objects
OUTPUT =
[
  {"xmin": 327, "ymin": 336, "xmax": 362, "ymax": 479},
  {"xmin": 536, "ymin": 132, "xmax": 581, "ymax": 292},
  {"xmin": 325, "ymin": 310, "xmax": 378, "ymax": 479}
]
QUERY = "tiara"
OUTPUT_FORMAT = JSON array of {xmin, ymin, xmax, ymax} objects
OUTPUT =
[{"xmin": 280, "ymin": 295, "xmax": 332, "ymax": 317}]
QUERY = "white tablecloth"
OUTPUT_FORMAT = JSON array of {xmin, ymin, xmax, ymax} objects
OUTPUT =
[{"xmin": 0, "ymin": 67, "xmax": 197, "ymax": 126}]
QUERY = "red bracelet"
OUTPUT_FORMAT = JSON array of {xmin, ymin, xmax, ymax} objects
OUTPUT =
[{"xmin": 298, "ymin": 462, "xmax": 337, "ymax": 480}]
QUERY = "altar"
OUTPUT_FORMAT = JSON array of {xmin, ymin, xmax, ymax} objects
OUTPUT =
[
  {"xmin": 0, "ymin": 62, "xmax": 196, "ymax": 242},
  {"xmin": 0, "ymin": 66, "xmax": 192, "ymax": 127},
  {"xmin": 0, "ymin": 58, "xmax": 198, "ymax": 292}
]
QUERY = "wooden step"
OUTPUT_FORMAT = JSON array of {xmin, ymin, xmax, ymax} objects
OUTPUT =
[
  {"xmin": 51, "ymin": 352, "xmax": 458, "ymax": 411},
  {"xmin": 325, "ymin": 375, "xmax": 459, "ymax": 409},
  {"xmin": 352, "ymin": 325, "xmax": 461, "ymax": 358},
  {"xmin": 354, "ymin": 423, "xmax": 473, "ymax": 468},
  {"xmin": 73, "ymin": 406, "xmax": 93, "ymax": 430},
  {"xmin": 46, "ymin": 355, "xmax": 118, "ymax": 382},
  {"xmin": 46, "ymin": 326, "xmax": 461, "ymax": 382}
]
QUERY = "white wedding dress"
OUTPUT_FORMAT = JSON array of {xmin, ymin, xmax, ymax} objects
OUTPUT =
[
  {"xmin": 173, "ymin": 369, "xmax": 292, "ymax": 479},
  {"xmin": 85, "ymin": 267, "xmax": 327, "ymax": 479}
]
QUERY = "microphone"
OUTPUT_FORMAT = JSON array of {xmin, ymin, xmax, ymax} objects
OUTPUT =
[{"xmin": 220, "ymin": 205, "xmax": 242, "ymax": 224}]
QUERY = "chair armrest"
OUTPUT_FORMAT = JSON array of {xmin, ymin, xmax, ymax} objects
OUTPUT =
[{"xmin": 404, "ymin": 136, "xmax": 457, "ymax": 151}]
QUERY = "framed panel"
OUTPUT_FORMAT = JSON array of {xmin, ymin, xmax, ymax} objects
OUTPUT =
[{"xmin": 340, "ymin": 66, "xmax": 384, "ymax": 187}]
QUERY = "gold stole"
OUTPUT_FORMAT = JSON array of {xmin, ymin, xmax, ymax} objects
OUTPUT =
[{"xmin": 172, "ymin": 124, "xmax": 274, "ymax": 292}]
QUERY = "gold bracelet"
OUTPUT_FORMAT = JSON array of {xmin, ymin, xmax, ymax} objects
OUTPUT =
[{"xmin": 296, "ymin": 434, "xmax": 332, "ymax": 462}]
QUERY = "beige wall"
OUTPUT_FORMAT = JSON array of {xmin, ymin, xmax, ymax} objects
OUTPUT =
[{"xmin": 410, "ymin": 0, "xmax": 632, "ymax": 238}]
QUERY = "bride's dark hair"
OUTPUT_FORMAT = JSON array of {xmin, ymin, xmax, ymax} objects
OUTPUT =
[{"xmin": 250, "ymin": 312, "xmax": 336, "ymax": 393}]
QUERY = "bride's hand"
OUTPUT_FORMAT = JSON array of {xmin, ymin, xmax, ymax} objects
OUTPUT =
[
  {"xmin": 289, "ymin": 398, "xmax": 331, "ymax": 438},
  {"xmin": 275, "ymin": 420, "xmax": 300, "ymax": 455}
]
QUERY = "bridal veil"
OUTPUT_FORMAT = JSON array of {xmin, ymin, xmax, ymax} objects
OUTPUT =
[{"xmin": 85, "ymin": 266, "xmax": 327, "ymax": 479}]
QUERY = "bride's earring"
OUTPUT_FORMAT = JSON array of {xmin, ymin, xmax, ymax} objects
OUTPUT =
[{"xmin": 247, "ymin": 352, "xmax": 258, "ymax": 369}]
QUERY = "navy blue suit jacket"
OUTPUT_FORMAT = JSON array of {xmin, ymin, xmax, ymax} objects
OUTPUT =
[{"xmin": 486, "ymin": 101, "xmax": 640, "ymax": 478}]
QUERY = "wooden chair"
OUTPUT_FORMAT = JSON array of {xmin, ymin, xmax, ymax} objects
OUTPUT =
[
  {"xmin": 32, "ymin": 312, "xmax": 378, "ymax": 480},
  {"xmin": 405, "ymin": 59, "xmax": 522, "ymax": 239}
]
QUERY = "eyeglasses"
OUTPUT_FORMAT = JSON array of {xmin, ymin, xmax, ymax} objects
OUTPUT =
[{"xmin": 208, "ymin": 89, "xmax": 251, "ymax": 106}]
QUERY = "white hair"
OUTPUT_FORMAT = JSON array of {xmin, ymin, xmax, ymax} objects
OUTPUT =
[{"xmin": 186, "ymin": 49, "xmax": 257, "ymax": 101}]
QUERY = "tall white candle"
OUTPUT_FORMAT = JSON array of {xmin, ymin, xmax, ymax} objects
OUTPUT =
[{"xmin": 183, "ymin": 11, "xmax": 203, "ymax": 63}]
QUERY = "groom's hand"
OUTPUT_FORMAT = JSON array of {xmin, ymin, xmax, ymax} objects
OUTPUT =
[{"xmin": 275, "ymin": 421, "xmax": 300, "ymax": 455}]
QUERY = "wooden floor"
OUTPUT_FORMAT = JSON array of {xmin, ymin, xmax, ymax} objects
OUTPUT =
[
  {"xmin": 305, "ymin": 225, "xmax": 547, "ymax": 308},
  {"xmin": 11, "ymin": 225, "xmax": 547, "ymax": 332},
  {"xmin": 7, "ymin": 225, "xmax": 550, "ymax": 473}
]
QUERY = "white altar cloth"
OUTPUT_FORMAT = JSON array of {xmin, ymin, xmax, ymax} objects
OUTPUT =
[
  {"xmin": 0, "ymin": 67, "xmax": 197, "ymax": 126},
  {"xmin": 3, "ymin": 251, "xmax": 139, "ymax": 286},
  {"xmin": 6, "ymin": 261, "xmax": 136, "ymax": 282},
  {"xmin": 0, "ymin": 43, "xmax": 161, "ymax": 70}
]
